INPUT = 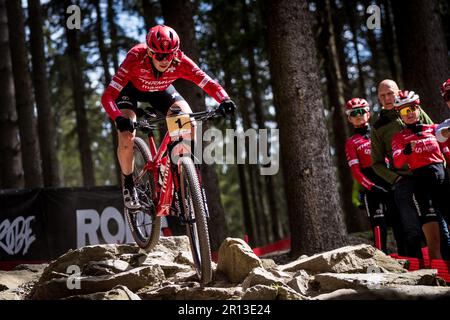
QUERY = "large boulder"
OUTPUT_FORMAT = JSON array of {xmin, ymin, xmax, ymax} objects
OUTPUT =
[
  {"xmin": 139, "ymin": 283, "xmax": 243, "ymax": 300},
  {"xmin": 279, "ymin": 244, "xmax": 406, "ymax": 274},
  {"xmin": 32, "ymin": 265, "xmax": 165, "ymax": 300},
  {"xmin": 217, "ymin": 238, "xmax": 263, "ymax": 283},
  {"xmin": 0, "ymin": 264, "xmax": 47, "ymax": 291},
  {"xmin": 64, "ymin": 285, "xmax": 141, "ymax": 300},
  {"xmin": 313, "ymin": 269, "xmax": 444, "ymax": 292}
]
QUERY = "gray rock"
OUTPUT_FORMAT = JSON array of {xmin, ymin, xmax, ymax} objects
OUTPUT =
[
  {"xmin": 32, "ymin": 265, "xmax": 165, "ymax": 300},
  {"xmin": 140, "ymin": 283, "xmax": 242, "ymax": 300},
  {"xmin": 64, "ymin": 285, "xmax": 141, "ymax": 300},
  {"xmin": 241, "ymin": 283, "xmax": 307, "ymax": 300},
  {"xmin": 280, "ymin": 244, "xmax": 406, "ymax": 274},
  {"xmin": 314, "ymin": 289, "xmax": 359, "ymax": 300},
  {"xmin": 319, "ymin": 286, "xmax": 450, "ymax": 300},
  {"xmin": 242, "ymin": 267, "xmax": 286, "ymax": 290},
  {"xmin": 0, "ymin": 264, "xmax": 46, "ymax": 291},
  {"xmin": 313, "ymin": 269, "xmax": 444, "ymax": 292},
  {"xmin": 217, "ymin": 238, "xmax": 263, "ymax": 283},
  {"xmin": 287, "ymin": 270, "xmax": 310, "ymax": 295},
  {"xmin": 242, "ymin": 285, "xmax": 279, "ymax": 300}
]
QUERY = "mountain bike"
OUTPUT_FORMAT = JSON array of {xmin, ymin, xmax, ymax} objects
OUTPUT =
[{"xmin": 124, "ymin": 106, "xmax": 222, "ymax": 284}]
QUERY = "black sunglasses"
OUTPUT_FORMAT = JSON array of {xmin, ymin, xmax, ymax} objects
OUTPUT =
[{"xmin": 349, "ymin": 108, "xmax": 368, "ymax": 117}]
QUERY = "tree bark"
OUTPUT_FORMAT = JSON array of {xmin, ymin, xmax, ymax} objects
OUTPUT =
[
  {"xmin": 343, "ymin": 0, "xmax": 366, "ymax": 95},
  {"xmin": 242, "ymin": 0, "xmax": 281, "ymax": 242},
  {"xmin": 27, "ymin": 0, "xmax": 60, "ymax": 187},
  {"xmin": 267, "ymin": 0, "xmax": 348, "ymax": 257},
  {"xmin": 161, "ymin": 0, "xmax": 228, "ymax": 251},
  {"xmin": 94, "ymin": 0, "xmax": 121, "ymax": 185},
  {"xmin": 142, "ymin": 0, "xmax": 159, "ymax": 30},
  {"xmin": 107, "ymin": 0, "xmax": 119, "ymax": 72},
  {"xmin": 0, "ymin": 0, "xmax": 24, "ymax": 188},
  {"xmin": 6, "ymin": 0, "xmax": 43, "ymax": 188},
  {"xmin": 64, "ymin": 0, "xmax": 96, "ymax": 187},
  {"xmin": 392, "ymin": 0, "xmax": 450, "ymax": 122},
  {"xmin": 317, "ymin": 0, "xmax": 370, "ymax": 233},
  {"xmin": 380, "ymin": 0, "xmax": 399, "ymax": 81}
]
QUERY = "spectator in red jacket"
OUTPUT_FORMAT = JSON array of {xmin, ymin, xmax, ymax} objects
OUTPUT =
[{"xmin": 391, "ymin": 90, "xmax": 450, "ymax": 260}]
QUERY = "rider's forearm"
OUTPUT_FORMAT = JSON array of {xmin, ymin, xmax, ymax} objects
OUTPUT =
[{"xmin": 101, "ymin": 86, "xmax": 122, "ymax": 120}]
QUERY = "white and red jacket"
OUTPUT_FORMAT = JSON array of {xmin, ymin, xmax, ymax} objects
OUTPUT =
[
  {"xmin": 345, "ymin": 131, "xmax": 376, "ymax": 190},
  {"xmin": 101, "ymin": 44, "xmax": 229, "ymax": 120},
  {"xmin": 392, "ymin": 124, "xmax": 450, "ymax": 170}
]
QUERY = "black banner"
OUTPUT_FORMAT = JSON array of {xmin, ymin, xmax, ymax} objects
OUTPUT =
[{"xmin": 0, "ymin": 187, "xmax": 169, "ymax": 267}]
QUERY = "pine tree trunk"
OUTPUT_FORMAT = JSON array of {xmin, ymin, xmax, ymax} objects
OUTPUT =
[
  {"xmin": 94, "ymin": 0, "xmax": 121, "ymax": 185},
  {"xmin": 344, "ymin": 0, "xmax": 366, "ymax": 95},
  {"xmin": 27, "ymin": 0, "xmax": 60, "ymax": 187},
  {"xmin": 0, "ymin": 0, "xmax": 24, "ymax": 188},
  {"xmin": 6, "ymin": 0, "xmax": 43, "ymax": 188},
  {"xmin": 318, "ymin": 0, "xmax": 370, "ymax": 233},
  {"xmin": 392, "ymin": 0, "xmax": 450, "ymax": 122},
  {"xmin": 380, "ymin": 0, "xmax": 400, "ymax": 81},
  {"xmin": 107, "ymin": 0, "xmax": 119, "ymax": 72},
  {"xmin": 267, "ymin": 0, "xmax": 348, "ymax": 257},
  {"xmin": 242, "ymin": 0, "xmax": 281, "ymax": 242},
  {"xmin": 141, "ymin": 0, "xmax": 158, "ymax": 30},
  {"xmin": 64, "ymin": 0, "xmax": 96, "ymax": 187},
  {"xmin": 161, "ymin": 0, "xmax": 228, "ymax": 251}
]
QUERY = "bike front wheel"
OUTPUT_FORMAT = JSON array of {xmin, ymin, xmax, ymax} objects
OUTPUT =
[
  {"xmin": 179, "ymin": 156, "xmax": 212, "ymax": 284},
  {"xmin": 124, "ymin": 137, "xmax": 161, "ymax": 251}
]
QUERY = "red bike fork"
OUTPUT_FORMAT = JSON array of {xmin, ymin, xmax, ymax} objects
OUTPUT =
[{"xmin": 374, "ymin": 226, "xmax": 381, "ymax": 250}]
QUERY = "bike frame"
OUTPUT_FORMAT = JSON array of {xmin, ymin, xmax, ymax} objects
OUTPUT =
[{"xmin": 135, "ymin": 131, "xmax": 177, "ymax": 217}]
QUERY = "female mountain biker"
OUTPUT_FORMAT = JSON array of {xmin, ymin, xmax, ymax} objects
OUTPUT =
[{"xmin": 101, "ymin": 25, "xmax": 236, "ymax": 210}]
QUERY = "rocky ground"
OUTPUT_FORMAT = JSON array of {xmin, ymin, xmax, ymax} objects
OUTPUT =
[{"xmin": 1, "ymin": 236, "xmax": 450, "ymax": 300}]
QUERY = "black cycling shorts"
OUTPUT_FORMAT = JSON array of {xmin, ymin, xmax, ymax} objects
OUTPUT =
[{"xmin": 115, "ymin": 82, "xmax": 185, "ymax": 115}]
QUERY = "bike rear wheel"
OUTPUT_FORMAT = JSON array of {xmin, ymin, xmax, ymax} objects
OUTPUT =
[
  {"xmin": 124, "ymin": 137, "xmax": 161, "ymax": 251},
  {"xmin": 179, "ymin": 156, "xmax": 212, "ymax": 284}
]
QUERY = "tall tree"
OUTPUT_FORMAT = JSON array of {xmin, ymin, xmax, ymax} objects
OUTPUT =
[
  {"xmin": 64, "ymin": 0, "xmax": 96, "ymax": 187},
  {"xmin": 0, "ymin": 0, "xmax": 24, "ymax": 188},
  {"xmin": 241, "ymin": 0, "xmax": 281, "ymax": 241},
  {"xmin": 93, "ymin": 0, "xmax": 121, "ymax": 185},
  {"xmin": 142, "ymin": 0, "xmax": 159, "ymax": 30},
  {"xmin": 161, "ymin": 0, "xmax": 228, "ymax": 251},
  {"xmin": 392, "ymin": 0, "xmax": 450, "ymax": 122},
  {"xmin": 380, "ymin": 0, "xmax": 399, "ymax": 81},
  {"xmin": 107, "ymin": 0, "xmax": 119, "ymax": 72},
  {"xmin": 28, "ymin": 0, "xmax": 60, "ymax": 187},
  {"xmin": 317, "ymin": 0, "xmax": 369, "ymax": 232},
  {"xmin": 267, "ymin": 0, "xmax": 348, "ymax": 256},
  {"xmin": 6, "ymin": 0, "xmax": 44, "ymax": 188},
  {"xmin": 343, "ymin": 0, "xmax": 366, "ymax": 95}
]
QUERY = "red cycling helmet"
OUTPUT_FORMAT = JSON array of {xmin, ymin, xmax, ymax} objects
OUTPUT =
[
  {"xmin": 345, "ymin": 98, "xmax": 370, "ymax": 115},
  {"xmin": 393, "ymin": 90, "xmax": 420, "ymax": 109},
  {"xmin": 146, "ymin": 25, "xmax": 180, "ymax": 54},
  {"xmin": 440, "ymin": 79, "xmax": 450, "ymax": 101}
]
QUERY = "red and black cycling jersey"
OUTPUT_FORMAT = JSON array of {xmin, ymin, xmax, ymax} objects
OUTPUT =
[
  {"xmin": 101, "ymin": 44, "xmax": 229, "ymax": 120},
  {"xmin": 392, "ymin": 124, "xmax": 450, "ymax": 170},
  {"xmin": 345, "ymin": 127, "xmax": 376, "ymax": 190}
]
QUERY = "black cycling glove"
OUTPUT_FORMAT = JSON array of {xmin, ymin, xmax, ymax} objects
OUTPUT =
[
  {"xmin": 218, "ymin": 99, "xmax": 236, "ymax": 117},
  {"xmin": 403, "ymin": 143, "xmax": 413, "ymax": 155},
  {"xmin": 115, "ymin": 116, "xmax": 134, "ymax": 133}
]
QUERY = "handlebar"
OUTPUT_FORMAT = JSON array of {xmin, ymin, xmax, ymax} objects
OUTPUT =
[{"xmin": 133, "ymin": 108, "xmax": 223, "ymax": 132}]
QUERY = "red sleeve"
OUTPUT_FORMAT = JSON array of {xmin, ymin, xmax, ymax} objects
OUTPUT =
[
  {"xmin": 345, "ymin": 139, "xmax": 375, "ymax": 190},
  {"xmin": 179, "ymin": 54, "xmax": 230, "ymax": 103},
  {"xmin": 392, "ymin": 133, "xmax": 408, "ymax": 169},
  {"xmin": 101, "ymin": 49, "xmax": 138, "ymax": 120}
]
